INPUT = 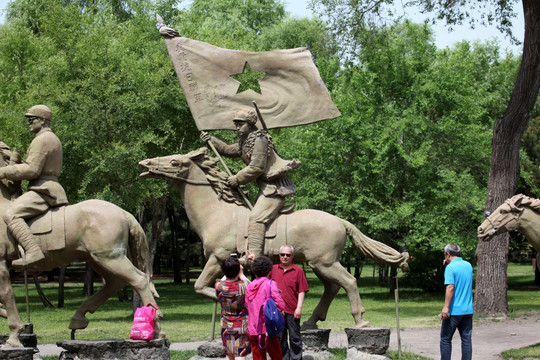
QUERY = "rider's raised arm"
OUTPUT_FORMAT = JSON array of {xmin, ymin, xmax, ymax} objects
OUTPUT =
[{"xmin": 206, "ymin": 135, "xmax": 241, "ymax": 158}]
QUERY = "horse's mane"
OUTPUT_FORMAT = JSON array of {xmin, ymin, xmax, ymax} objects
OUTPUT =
[
  {"xmin": 508, "ymin": 194, "xmax": 540, "ymax": 213},
  {"xmin": 0, "ymin": 139, "xmax": 11, "ymax": 166},
  {"xmin": 0, "ymin": 140, "xmax": 22, "ymax": 197},
  {"xmin": 186, "ymin": 147, "xmax": 247, "ymax": 207}
]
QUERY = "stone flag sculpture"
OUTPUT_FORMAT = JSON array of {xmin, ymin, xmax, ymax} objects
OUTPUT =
[{"xmin": 156, "ymin": 15, "xmax": 341, "ymax": 130}]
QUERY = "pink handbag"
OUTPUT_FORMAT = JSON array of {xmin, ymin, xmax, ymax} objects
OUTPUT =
[{"xmin": 130, "ymin": 303, "xmax": 158, "ymax": 340}]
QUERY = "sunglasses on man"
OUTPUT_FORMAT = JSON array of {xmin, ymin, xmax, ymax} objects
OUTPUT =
[{"xmin": 279, "ymin": 253, "xmax": 292, "ymax": 257}]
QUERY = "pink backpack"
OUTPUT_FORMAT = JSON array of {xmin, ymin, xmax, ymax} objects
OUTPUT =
[{"xmin": 130, "ymin": 303, "xmax": 158, "ymax": 341}]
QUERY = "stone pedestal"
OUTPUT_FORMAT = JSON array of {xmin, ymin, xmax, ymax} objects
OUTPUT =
[
  {"xmin": 0, "ymin": 347, "xmax": 35, "ymax": 360},
  {"xmin": 345, "ymin": 328, "xmax": 391, "ymax": 360},
  {"xmin": 301, "ymin": 329, "xmax": 334, "ymax": 360},
  {"xmin": 345, "ymin": 348, "xmax": 391, "ymax": 360},
  {"xmin": 57, "ymin": 339, "xmax": 170, "ymax": 360},
  {"xmin": 196, "ymin": 340, "xmax": 225, "ymax": 358},
  {"xmin": 302, "ymin": 329, "xmax": 331, "ymax": 351},
  {"xmin": 0, "ymin": 323, "xmax": 38, "ymax": 349},
  {"xmin": 189, "ymin": 339, "xmax": 254, "ymax": 360}
]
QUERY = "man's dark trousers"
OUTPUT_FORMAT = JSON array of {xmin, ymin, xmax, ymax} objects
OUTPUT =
[
  {"xmin": 279, "ymin": 313, "xmax": 302, "ymax": 360},
  {"xmin": 440, "ymin": 314, "xmax": 473, "ymax": 360}
]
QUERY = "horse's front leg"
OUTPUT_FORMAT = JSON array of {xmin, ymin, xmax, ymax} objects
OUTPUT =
[
  {"xmin": 194, "ymin": 255, "xmax": 222, "ymax": 299},
  {"xmin": 0, "ymin": 258, "xmax": 24, "ymax": 347}
]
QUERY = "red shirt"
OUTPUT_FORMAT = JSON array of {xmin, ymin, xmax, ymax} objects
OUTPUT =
[{"xmin": 271, "ymin": 263, "xmax": 309, "ymax": 314}]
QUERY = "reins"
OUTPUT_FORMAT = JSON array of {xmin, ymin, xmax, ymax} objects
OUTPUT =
[{"xmin": 149, "ymin": 168, "xmax": 210, "ymax": 186}]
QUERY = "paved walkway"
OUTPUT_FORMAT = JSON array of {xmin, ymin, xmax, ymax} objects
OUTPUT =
[{"xmin": 34, "ymin": 314, "xmax": 540, "ymax": 359}]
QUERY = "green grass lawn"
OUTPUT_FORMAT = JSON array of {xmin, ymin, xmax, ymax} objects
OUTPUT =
[
  {"xmin": 166, "ymin": 349, "xmax": 433, "ymax": 360},
  {"xmin": 1, "ymin": 261, "xmax": 538, "ymax": 346},
  {"xmin": 500, "ymin": 342, "xmax": 540, "ymax": 360}
]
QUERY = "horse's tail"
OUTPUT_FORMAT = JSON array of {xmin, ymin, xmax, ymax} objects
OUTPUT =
[
  {"xmin": 124, "ymin": 211, "xmax": 159, "ymax": 298},
  {"xmin": 341, "ymin": 219, "xmax": 409, "ymax": 271}
]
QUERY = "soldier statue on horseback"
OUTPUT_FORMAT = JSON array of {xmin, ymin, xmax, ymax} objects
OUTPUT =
[
  {"xmin": 0, "ymin": 105, "xmax": 68, "ymax": 268},
  {"xmin": 200, "ymin": 108, "xmax": 300, "ymax": 261}
]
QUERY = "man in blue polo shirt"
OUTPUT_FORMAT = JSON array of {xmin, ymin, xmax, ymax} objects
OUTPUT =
[{"xmin": 440, "ymin": 244, "xmax": 473, "ymax": 360}]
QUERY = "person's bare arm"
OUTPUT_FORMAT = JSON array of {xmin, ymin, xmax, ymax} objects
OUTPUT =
[
  {"xmin": 441, "ymin": 284, "xmax": 454, "ymax": 319},
  {"xmin": 294, "ymin": 291, "xmax": 306, "ymax": 319}
]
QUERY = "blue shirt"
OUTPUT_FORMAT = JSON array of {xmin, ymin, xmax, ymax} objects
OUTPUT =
[{"xmin": 444, "ymin": 257, "xmax": 473, "ymax": 315}]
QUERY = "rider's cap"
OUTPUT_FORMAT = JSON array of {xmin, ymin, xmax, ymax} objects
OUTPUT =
[
  {"xmin": 25, "ymin": 105, "xmax": 52, "ymax": 122},
  {"xmin": 233, "ymin": 108, "xmax": 257, "ymax": 125}
]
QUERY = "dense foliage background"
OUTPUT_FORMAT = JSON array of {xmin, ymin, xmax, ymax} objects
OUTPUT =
[{"xmin": 0, "ymin": 0, "xmax": 538, "ymax": 290}]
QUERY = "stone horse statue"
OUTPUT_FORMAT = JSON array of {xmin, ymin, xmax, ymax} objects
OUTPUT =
[
  {"xmin": 0, "ymin": 144, "xmax": 162, "ymax": 347},
  {"xmin": 478, "ymin": 193, "xmax": 540, "ymax": 270},
  {"xmin": 139, "ymin": 147, "xmax": 409, "ymax": 328}
]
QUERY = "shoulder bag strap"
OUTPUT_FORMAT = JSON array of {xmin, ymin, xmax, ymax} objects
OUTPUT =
[
  {"xmin": 267, "ymin": 279, "xmax": 273, "ymax": 300},
  {"xmin": 257, "ymin": 279, "xmax": 272, "ymax": 349}
]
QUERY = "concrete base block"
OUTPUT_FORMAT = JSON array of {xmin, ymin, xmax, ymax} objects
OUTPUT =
[
  {"xmin": 0, "ymin": 324, "xmax": 38, "ymax": 349},
  {"xmin": 0, "ymin": 347, "xmax": 35, "ymax": 360},
  {"xmin": 302, "ymin": 328, "xmax": 331, "ymax": 352},
  {"xmin": 196, "ymin": 340, "xmax": 225, "ymax": 358},
  {"xmin": 303, "ymin": 350, "xmax": 335, "ymax": 359},
  {"xmin": 345, "ymin": 327, "xmax": 391, "ymax": 355},
  {"xmin": 346, "ymin": 347, "xmax": 392, "ymax": 360},
  {"xmin": 56, "ymin": 339, "xmax": 170, "ymax": 360}
]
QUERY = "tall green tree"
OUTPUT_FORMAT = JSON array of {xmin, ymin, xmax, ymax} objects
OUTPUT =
[
  {"xmin": 282, "ymin": 21, "xmax": 516, "ymax": 267},
  {"xmin": 311, "ymin": 0, "xmax": 540, "ymax": 314}
]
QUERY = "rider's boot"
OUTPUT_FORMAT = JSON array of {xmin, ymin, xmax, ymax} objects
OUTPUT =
[
  {"xmin": 8, "ymin": 218, "xmax": 45, "ymax": 268},
  {"xmin": 239, "ymin": 222, "xmax": 265, "ymax": 265},
  {"xmin": 247, "ymin": 222, "xmax": 265, "ymax": 260}
]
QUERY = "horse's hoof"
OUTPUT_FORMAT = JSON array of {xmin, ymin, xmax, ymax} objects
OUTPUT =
[
  {"xmin": 300, "ymin": 322, "xmax": 318, "ymax": 330},
  {"xmin": 4, "ymin": 337, "xmax": 23, "ymax": 348},
  {"xmin": 356, "ymin": 320, "xmax": 370, "ymax": 328},
  {"xmin": 69, "ymin": 316, "xmax": 90, "ymax": 330}
]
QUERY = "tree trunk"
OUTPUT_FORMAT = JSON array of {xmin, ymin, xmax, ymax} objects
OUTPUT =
[
  {"xmin": 132, "ymin": 290, "xmax": 140, "ymax": 313},
  {"xmin": 83, "ymin": 264, "xmax": 95, "ymax": 297},
  {"xmin": 149, "ymin": 195, "xmax": 167, "ymax": 273},
  {"xmin": 475, "ymin": 0, "xmax": 540, "ymax": 314},
  {"xmin": 33, "ymin": 275, "xmax": 53, "ymax": 307},
  {"xmin": 168, "ymin": 204, "xmax": 182, "ymax": 284},
  {"xmin": 58, "ymin": 265, "xmax": 66, "ymax": 308},
  {"xmin": 389, "ymin": 266, "xmax": 397, "ymax": 294},
  {"xmin": 184, "ymin": 232, "xmax": 191, "ymax": 284},
  {"xmin": 117, "ymin": 287, "xmax": 128, "ymax": 302}
]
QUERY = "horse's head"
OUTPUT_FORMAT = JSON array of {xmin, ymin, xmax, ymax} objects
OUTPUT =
[
  {"xmin": 139, "ymin": 147, "xmax": 246, "ymax": 206},
  {"xmin": 139, "ymin": 147, "xmax": 221, "ymax": 184},
  {"xmin": 477, "ymin": 194, "xmax": 525, "ymax": 241},
  {"xmin": 139, "ymin": 153, "xmax": 193, "ymax": 181}
]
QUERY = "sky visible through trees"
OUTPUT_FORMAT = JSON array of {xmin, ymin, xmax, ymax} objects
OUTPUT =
[{"xmin": 0, "ymin": 0, "xmax": 525, "ymax": 54}]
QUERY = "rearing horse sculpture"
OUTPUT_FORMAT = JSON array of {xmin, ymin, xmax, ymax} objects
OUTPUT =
[
  {"xmin": 0, "ymin": 144, "xmax": 162, "ymax": 347},
  {"xmin": 139, "ymin": 147, "xmax": 409, "ymax": 328},
  {"xmin": 478, "ymin": 193, "xmax": 540, "ymax": 270}
]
